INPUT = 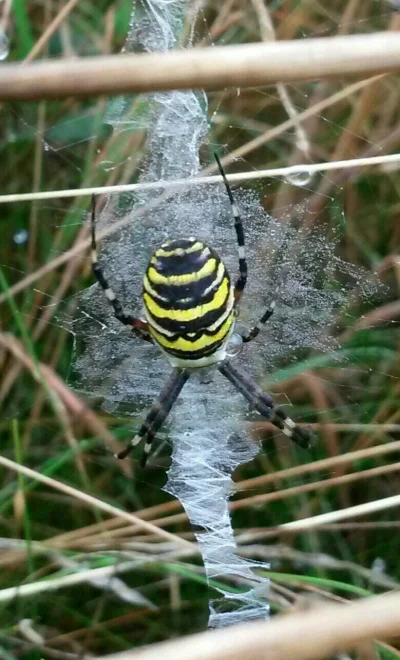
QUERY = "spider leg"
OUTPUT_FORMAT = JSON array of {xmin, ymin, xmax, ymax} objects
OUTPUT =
[
  {"xmin": 116, "ymin": 368, "xmax": 190, "ymax": 466},
  {"xmin": 214, "ymin": 155, "xmax": 281, "ymax": 342},
  {"xmin": 241, "ymin": 284, "xmax": 280, "ymax": 344},
  {"xmin": 240, "ymin": 221, "xmax": 292, "ymax": 344},
  {"xmin": 214, "ymin": 154, "xmax": 247, "ymax": 305},
  {"xmin": 90, "ymin": 195, "xmax": 152, "ymax": 343},
  {"xmin": 218, "ymin": 359, "xmax": 313, "ymax": 450}
]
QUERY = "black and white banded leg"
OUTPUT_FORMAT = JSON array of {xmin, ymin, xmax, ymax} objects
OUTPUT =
[
  {"xmin": 215, "ymin": 154, "xmax": 279, "ymax": 339},
  {"xmin": 242, "ymin": 228, "xmax": 294, "ymax": 343},
  {"xmin": 219, "ymin": 359, "xmax": 313, "ymax": 449},
  {"xmin": 214, "ymin": 153, "xmax": 247, "ymax": 303},
  {"xmin": 90, "ymin": 195, "xmax": 152, "ymax": 342},
  {"xmin": 241, "ymin": 283, "xmax": 279, "ymax": 343},
  {"xmin": 117, "ymin": 368, "xmax": 190, "ymax": 466}
]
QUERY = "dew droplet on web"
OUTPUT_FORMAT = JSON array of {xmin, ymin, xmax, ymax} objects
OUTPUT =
[
  {"xmin": 0, "ymin": 28, "xmax": 10, "ymax": 60},
  {"xmin": 284, "ymin": 168, "xmax": 313, "ymax": 187},
  {"xmin": 226, "ymin": 332, "xmax": 243, "ymax": 357},
  {"xmin": 13, "ymin": 229, "xmax": 29, "ymax": 245}
]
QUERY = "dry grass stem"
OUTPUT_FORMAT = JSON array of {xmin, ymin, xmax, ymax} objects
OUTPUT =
[
  {"xmin": 0, "ymin": 33, "xmax": 399, "ymax": 101},
  {"xmin": 0, "ymin": 560, "xmax": 139, "ymax": 603},
  {"xmin": 282, "ymin": 493, "xmax": 400, "ymax": 531},
  {"xmin": 251, "ymin": 0, "xmax": 310, "ymax": 155},
  {"xmin": 97, "ymin": 591, "xmax": 400, "ymax": 660},
  {"xmin": 0, "ymin": 454, "xmax": 194, "ymax": 549},
  {"xmin": 0, "ymin": 333, "xmax": 121, "ymax": 455},
  {"xmin": 25, "ymin": 0, "xmax": 82, "ymax": 63}
]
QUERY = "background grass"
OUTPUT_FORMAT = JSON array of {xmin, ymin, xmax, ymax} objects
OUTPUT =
[{"xmin": 1, "ymin": 1, "xmax": 400, "ymax": 658}]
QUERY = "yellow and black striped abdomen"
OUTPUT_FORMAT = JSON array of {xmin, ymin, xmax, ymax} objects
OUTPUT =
[{"xmin": 143, "ymin": 238, "xmax": 234, "ymax": 365}]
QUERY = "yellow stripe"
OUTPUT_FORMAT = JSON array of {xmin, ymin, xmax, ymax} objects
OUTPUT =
[
  {"xmin": 147, "ymin": 256, "xmax": 217, "ymax": 287},
  {"xmin": 144, "ymin": 277, "xmax": 231, "ymax": 323},
  {"xmin": 149, "ymin": 312, "xmax": 234, "ymax": 353},
  {"xmin": 143, "ymin": 274, "xmax": 168, "ymax": 302},
  {"xmin": 203, "ymin": 261, "xmax": 225, "ymax": 296},
  {"xmin": 155, "ymin": 242, "xmax": 204, "ymax": 258},
  {"xmin": 207, "ymin": 300, "xmax": 234, "ymax": 331}
]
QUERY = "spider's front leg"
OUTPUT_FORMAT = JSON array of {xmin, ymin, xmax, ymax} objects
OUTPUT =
[
  {"xmin": 215, "ymin": 154, "xmax": 278, "ymax": 344},
  {"xmin": 215, "ymin": 153, "xmax": 247, "ymax": 305},
  {"xmin": 117, "ymin": 368, "xmax": 190, "ymax": 466},
  {"xmin": 240, "ymin": 283, "xmax": 280, "ymax": 344},
  {"xmin": 90, "ymin": 195, "xmax": 153, "ymax": 343}
]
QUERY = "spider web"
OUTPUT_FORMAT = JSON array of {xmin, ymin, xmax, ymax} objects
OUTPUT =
[
  {"xmin": 65, "ymin": 0, "xmax": 383, "ymax": 630},
  {"xmin": 73, "ymin": 0, "xmax": 272, "ymax": 627}
]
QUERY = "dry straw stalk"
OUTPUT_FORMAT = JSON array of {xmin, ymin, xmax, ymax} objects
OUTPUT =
[
  {"xmin": 99, "ymin": 591, "xmax": 400, "ymax": 660},
  {"xmin": 0, "ymin": 32, "xmax": 399, "ymax": 101}
]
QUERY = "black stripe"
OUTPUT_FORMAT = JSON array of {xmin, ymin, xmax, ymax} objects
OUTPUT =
[
  {"xmin": 145, "ymin": 270, "xmax": 229, "ymax": 310},
  {"xmin": 162, "ymin": 337, "xmax": 227, "ymax": 360},
  {"xmin": 146, "ymin": 290, "xmax": 231, "ymax": 335},
  {"xmin": 159, "ymin": 239, "xmax": 200, "ymax": 251},
  {"xmin": 147, "ymin": 305, "xmax": 228, "ymax": 335},
  {"xmin": 92, "ymin": 263, "xmax": 110, "ymax": 290},
  {"xmin": 235, "ymin": 220, "xmax": 245, "ymax": 247},
  {"xmin": 236, "ymin": 257, "xmax": 247, "ymax": 291},
  {"xmin": 149, "ymin": 310, "xmax": 233, "ymax": 343},
  {"xmin": 151, "ymin": 249, "xmax": 218, "ymax": 278}
]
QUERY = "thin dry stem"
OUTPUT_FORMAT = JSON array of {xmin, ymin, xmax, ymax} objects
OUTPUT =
[
  {"xmin": 25, "ymin": 0, "xmax": 82, "ymax": 63},
  {"xmin": 1, "ymin": 151, "xmax": 399, "ymax": 206},
  {"xmin": 251, "ymin": 0, "xmax": 310, "ymax": 156},
  {"xmin": 0, "ymin": 333, "xmax": 121, "ymax": 453}
]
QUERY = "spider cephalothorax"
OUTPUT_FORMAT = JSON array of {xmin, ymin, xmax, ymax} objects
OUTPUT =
[{"xmin": 90, "ymin": 155, "xmax": 313, "ymax": 465}]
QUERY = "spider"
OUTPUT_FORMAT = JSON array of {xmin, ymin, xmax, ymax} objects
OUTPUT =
[{"xmin": 90, "ymin": 154, "xmax": 313, "ymax": 466}]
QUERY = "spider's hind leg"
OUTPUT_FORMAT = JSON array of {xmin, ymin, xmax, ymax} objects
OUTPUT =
[
  {"xmin": 268, "ymin": 406, "xmax": 313, "ymax": 450},
  {"xmin": 117, "ymin": 368, "xmax": 190, "ymax": 466},
  {"xmin": 219, "ymin": 359, "xmax": 313, "ymax": 450}
]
